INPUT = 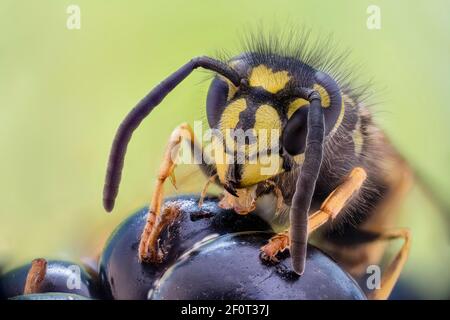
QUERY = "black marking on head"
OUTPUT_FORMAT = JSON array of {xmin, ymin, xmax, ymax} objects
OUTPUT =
[{"xmin": 236, "ymin": 98, "xmax": 257, "ymax": 131}]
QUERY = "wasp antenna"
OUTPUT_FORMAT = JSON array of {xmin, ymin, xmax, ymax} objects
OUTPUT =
[
  {"xmin": 289, "ymin": 90, "xmax": 324, "ymax": 275},
  {"xmin": 103, "ymin": 56, "xmax": 241, "ymax": 212}
]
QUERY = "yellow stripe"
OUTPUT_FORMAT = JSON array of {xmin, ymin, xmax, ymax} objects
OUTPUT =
[
  {"xmin": 313, "ymin": 83, "xmax": 331, "ymax": 108},
  {"xmin": 287, "ymin": 98, "xmax": 309, "ymax": 119},
  {"xmin": 328, "ymin": 93, "xmax": 346, "ymax": 137}
]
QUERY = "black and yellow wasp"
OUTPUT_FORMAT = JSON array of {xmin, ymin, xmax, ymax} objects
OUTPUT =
[{"xmin": 102, "ymin": 33, "xmax": 413, "ymax": 299}]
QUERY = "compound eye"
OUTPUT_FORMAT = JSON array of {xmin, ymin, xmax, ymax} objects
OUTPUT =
[
  {"xmin": 283, "ymin": 106, "xmax": 308, "ymax": 155},
  {"xmin": 206, "ymin": 76, "xmax": 234, "ymax": 128}
]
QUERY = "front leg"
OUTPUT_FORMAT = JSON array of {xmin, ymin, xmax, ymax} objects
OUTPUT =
[
  {"xmin": 139, "ymin": 123, "xmax": 215, "ymax": 263},
  {"xmin": 260, "ymin": 167, "xmax": 367, "ymax": 262}
]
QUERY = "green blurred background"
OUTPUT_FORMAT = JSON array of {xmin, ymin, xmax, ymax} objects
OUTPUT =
[{"xmin": 0, "ymin": 0, "xmax": 448, "ymax": 298}]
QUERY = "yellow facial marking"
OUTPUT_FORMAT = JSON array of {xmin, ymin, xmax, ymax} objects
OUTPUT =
[
  {"xmin": 287, "ymin": 98, "xmax": 309, "ymax": 119},
  {"xmin": 219, "ymin": 98, "xmax": 246, "ymax": 134},
  {"xmin": 336, "ymin": 99, "xmax": 345, "ymax": 126},
  {"xmin": 210, "ymin": 135, "xmax": 228, "ymax": 183},
  {"xmin": 254, "ymin": 105, "xmax": 281, "ymax": 129},
  {"xmin": 254, "ymin": 105, "xmax": 281, "ymax": 130},
  {"xmin": 238, "ymin": 105, "xmax": 282, "ymax": 186},
  {"xmin": 249, "ymin": 65, "xmax": 290, "ymax": 94},
  {"xmin": 313, "ymin": 84, "xmax": 331, "ymax": 108},
  {"xmin": 240, "ymin": 153, "xmax": 283, "ymax": 186},
  {"xmin": 219, "ymin": 75, "xmax": 238, "ymax": 101}
]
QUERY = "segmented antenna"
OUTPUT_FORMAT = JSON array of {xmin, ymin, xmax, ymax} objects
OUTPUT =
[{"xmin": 103, "ymin": 57, "xmax": 241, "ymax": 212}]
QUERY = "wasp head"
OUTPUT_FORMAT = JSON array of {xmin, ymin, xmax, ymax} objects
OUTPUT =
[{"xmin": 206, "ymin": 58, "xmax": 297, "ymax": 193}]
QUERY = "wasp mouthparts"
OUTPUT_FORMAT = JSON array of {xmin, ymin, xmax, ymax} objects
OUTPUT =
[{"xmin": 224, "ymin": 184, "xmax": 238, "ymax": 197}]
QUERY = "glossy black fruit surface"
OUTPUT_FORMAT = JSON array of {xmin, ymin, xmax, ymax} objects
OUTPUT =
[
  {"xmin": 9, "ymin": 293, "xmax": 90, "ymax": 300},
  {"xmin": 0, "ymin": 260, "xmax": 97, "ymax": 299},
  {"xmin": 99, "ymin": 195, "xmax": 272, "ymax": 300},
  {"xmin": 150, "ymin": 232, "xmax": 367, "ymax": 300}
]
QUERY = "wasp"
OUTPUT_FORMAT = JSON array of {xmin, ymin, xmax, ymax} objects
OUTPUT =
[{"xmin": 102, "ymin": 32, "xmax": 413, "ymax": 299}]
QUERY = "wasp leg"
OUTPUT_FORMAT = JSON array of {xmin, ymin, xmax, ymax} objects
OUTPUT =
[
  {"xmin": 321, "ymin": 159, "xmax": 413, "ymax": 299},
  {"xmin": 309, "ymin": 167, "xmax": 368, "ymax": 232},
  {"xmin": 260, "ymin": 167, "xmax": 367, "ymax": 262},
  {"xmin": 367, "ymin": 228, "xmax": 411, "ymax": 300},
  {"xmin": 265, "ymin": 180, "xmax": 284, "ymax": 213},
  {"xmin": 363, "ymin": 162, "xmax": 413, "ymax": 300},
  {"xmin": 199, "ymin": 173, "xmax": 218, "ymax": 208},
  {"xmin": 139, "ymin": 123, "xmax": 216, "ymax": 263}
]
